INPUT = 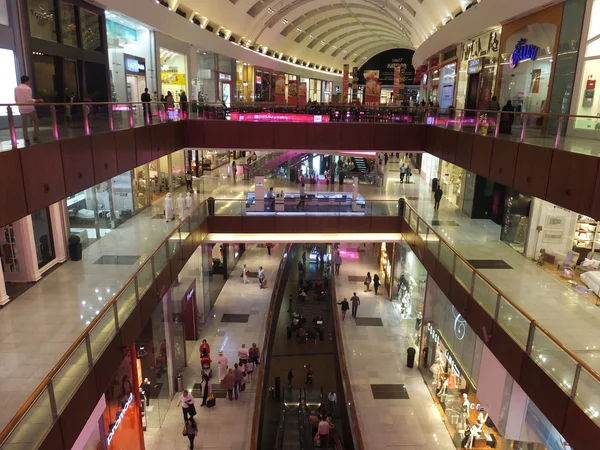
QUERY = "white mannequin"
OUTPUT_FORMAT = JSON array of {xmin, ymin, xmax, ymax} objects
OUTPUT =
[
  {"xmin": 466, "ymin": 423, "xmax": 483, "ymax": 449},
  {"xmin": 439, "ymin": 377, "xmax": 448, "ymax": 396},
  {"xmin": 177, "ymin": 193, "xmax": 185, "ymax": 220},
  {"xmin": 164, "ymin": 193, "xmax": 174, "ymax": 222},
  {"xmin": 185, "ymin": 192, "xmax": 193, "ymax": 211},
  {"xmin": 462, "ymin": 393, "xmax": 470, "ymax": 428}
]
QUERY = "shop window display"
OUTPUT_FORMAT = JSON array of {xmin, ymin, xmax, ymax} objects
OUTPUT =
[
  {"xmin": 160, "ymin": 48, "xmax": 188, "ymax": 100},
  {"xmin": 79, "ymin": 9, "xmax": 102, "ymax": 52},
  {"xmin": 500, "ymin": 189, "xmax": 532, "ymax": 255},
  {"xmin": 439, "ymin": 161, "xmax": 465, "ymax": 208},
  {"xmin": 28, "ymin": 0, "xmax": 58, "ymax": 42},
  {"xmin": 133, "ymin": 164, "xmax": 150, "ymax": 211},
  {"xmin": 575, "ymin": 0, "xmax": 600, "ymax": 130}
]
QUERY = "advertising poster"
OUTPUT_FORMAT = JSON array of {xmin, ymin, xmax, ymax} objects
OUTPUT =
[
  {"xmin": 364, "ymin": 74, "xmax": 380, "ymax": 105},
  {"xmin": 274, "ymin": 75, "xmax": 286, "ymax": 104},
  {"xmin": 393, "ymin": 64, "xmax": 401, "ymax": 96},
  {"xmin": 352, "ymin": 66, "xmax": 358, "ymax": 102},
  {"xmin": 298, "ymin": 82, "xmax": 307, "ymax": 106},
  {"xmin": 288, "ymin": 80, "xmax": 298, "ymax": 106},
  {"xmin": 342, "ymin": 64, "xmax": 349, "ymax": 103}
]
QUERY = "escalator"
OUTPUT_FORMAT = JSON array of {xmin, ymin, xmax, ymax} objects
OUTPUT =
[
  {"xmin": 351, "ymin": 157, "xmax": 369, "ymax": 173},
  {"xmin": 256, "ymin": 244, "xmax": 354, "ymax": 449}
]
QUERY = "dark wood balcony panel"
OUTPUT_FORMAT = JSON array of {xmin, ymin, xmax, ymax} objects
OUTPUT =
[
  {"xmin": 39, "ymin": 421, "xmax": 64, "ymax": 450},
  {"xmin": 21, "ymin": 142, "xmax": 66, "ymax": 214},
  {"xmin": 402, "ymin": 124, "xmax": 428, "ymax": 150},
  {"xmin": 337, "ymin": 215, "xmax": 372, "ymax": 233},
  {"xmin": 369, "ymin": 216, "xmax": 400, "ymax": 234},
  {"xmin": 169, "ymin": 246, "xmax": 185, "ymax": 278},
  {"xmin": 455, "ymin": 132, "xmax": 474, "ymax": 170},
  {"xmin": 204, "ymin": 120, "xmax": 241, "ymax": 148},
  {"xmin": 425, "ymin": 126, "xmax": 443, "ymax": 158},
  {"xmin": 186, "ymin": 120, "xmax": 205, "ymax": 147},
  {"xmin": 547, "ymin": 151, "xmax": 598, "ymax": 217},
  {"xmin": 308, "ymin": 123, "xmax": 342, "ymax": 150},
  {"xmin": 488, "ymin": 323, "xmax": 524, "ymax": 382},
  {"xmin": 441, "ymin": 128, "xmax": 458, "ymax": 163},
  {"xmin": 60, "ymin": 136, "xmax": 95, "ymax": 196},
  {"xmin": 207, "ymin": 216, "xmax": 244, "ymax": 233},
  {"xmin": 563, "ymin": 399, "xmax": 600, "ymax": 450},
  {"xmin": 433, "ymin": 260, "xmax": 451, "ymax": 297},
  {"xmin": 120, "ymin": 303, "xmax": 143, "ymax": 349},
  {"xmin": 155, "ymin": 265, "xmax": 173, "ymax": 300},
  {"xmin": 489, "ymin": 139, "xmax": 519, "ymax": 187},
  {"xmin": 273, "ymin": 123, "xmax": 309, "ymax": 149},
  {"xmin": 139, "ymin": 284, "xmax": 159, "ymax": 327},
  {"xmin": 242, "ymin": 215, "xmax": 276, "ymax": 233},
  {"xmin": 163, "ymin": 121, "xmax": 176, "ymax": 154},
  {"xmin": 310, "ymin": 216, "xmax": 342, "ymax": 233},
  {"xmin": 513, "ymin": 143, "xmax": 553, "ymax": 199},
  {"xmin": 0, "ymin": 150, "xmax": 27, "ymax": 228},
  {"xmin": 114, "ymin": 129, "xmax": 137, "ymax": 173},
  {"xmin": 59, "ymin": 370, "xmax": 99, "ymax": 449},
  {"xmin": 340, "ymin": 123, "xmax": 375, "ymax": 150},
  {"xmin": 274, "ymin": 215, "xmax": 309, "ymax": 233},
  {"xmin": 173, "ymin": 120, "xmax": 186, "ymax": 150},
  {"xmin": 238, "ymin": 121, "xmax": 275, "ymax": 149},
  {"xmin": 92, "ymin": 334, "xmax": 126, "ymax": 396},
  {"xmin": 470, "ymin": 135, "xmax": 493, "ymax": 178},
  {"xmin": 134, "ymin": 126, "xmax": 153, "ymax": 165},
  {"xmin": 448, "ymin": 277, "xmax": 469, "ymax": 314},
  {"xmin": 90, "ymin": 132, "xmax": 118, "ymax": 183},
  {"xmin": 422, "ymin": 246, "xmax": 437, "ymax": 275},
  {"xmin": 150, "ymin": 123, "xmax": 168, "ymax": 160},
  {"xmin": 465, "ymin": 295, "xmax": 494, "ymax": 345}
]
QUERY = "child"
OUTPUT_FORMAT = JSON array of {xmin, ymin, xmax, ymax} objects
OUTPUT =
[{"xmin": 245, "ymin": 360, "xmax": 254, "ymax": 383}]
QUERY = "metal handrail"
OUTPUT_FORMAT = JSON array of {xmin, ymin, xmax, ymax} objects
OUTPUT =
[
  {"xmin": 0, "ymin": 198, "xmax": 209, "ymax": 445},
  {"xmin": 249, "ymin": 243, "xmax": 292, "ymax": 450},
  {"xmin": 403, "ymin": 202, "xmax": 600, "ymax": 398},
  {"xmin": 330, "ymin": 271, "xmax": 366, "ymax": 450}
]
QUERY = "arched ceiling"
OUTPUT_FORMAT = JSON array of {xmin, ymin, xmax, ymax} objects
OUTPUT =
[{"xmin": 179, "ymin": 0, "xmax": 471, "ymax": 70}]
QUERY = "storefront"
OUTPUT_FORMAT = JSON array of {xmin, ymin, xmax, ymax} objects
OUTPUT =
[
  {"xmin": 377, "ymin": 242, "xmax": 393, "ymax": 294},
  {"xmin": 439, "ymin": 160, "xmax": 466, "ymax": 209},
  {"xmin": 156, "ymin": 32, "xmax": 190, "ymax": 104},
  {"xmin": 420, "ymin": 153, "xmax": 440, "ymax": 184},
  {"xmin": 106, "ymin": 11, "xmax": 156, "ymax": 104},
  {"xmin": 201, "ymin": 150, "xmax": 230, "ymax": 171},
  {"xmin": 202, "ymin": 242, "xmax": 245, "ymax": 310},
  {"xmin": 500, "ymin": 188, "xmax": 533, "ymax": 254},
  {"xmin": 235, "ymin": 61, "xmax": 254, "ymax": 102},
  {"xmin": 496, "ymin": 4, "xmax": 564, "ymax": 130},
  {"xmin": 427, "ymin": 55, "xmax": 458, "ymax": 107},
  {"xmin": 455, "ymin": 29, "xmax": 501, "ymax": 111}
]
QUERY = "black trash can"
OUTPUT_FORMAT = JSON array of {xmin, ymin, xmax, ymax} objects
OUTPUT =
[
  {"xmin": 207, "ymin": 197, "xmax": 215, "ymax": 216},
  {"xmin": 319, "ymin": 328, "xmax": 324, "ymax": 341},
  {"xmin": 407, "ymin": 347, "xmax": 416, "ymax": 368},
  {"xmin": 432, "ymin": 178, "xmax": 438, "ymax": 192},
  {"xmin": 398, "ymin": 198, "xmax": 405, "ymax": 217}
]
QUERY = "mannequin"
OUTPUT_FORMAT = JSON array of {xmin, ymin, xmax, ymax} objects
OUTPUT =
[
  {"xmin": 185, "ymin": 192, "xmax": 193, "ymax": 212},
  {"xmin": 461, "ymin": 393, "xmax": 470, "ymax": 428},
  {"xmin": 164, "ymin": 193, "xmax": 174, "ymax": 222},
  {"xmin": 177, "ymin": 193, "xmax": 185, "ymax": 220},
  {"xmin": 465, "ymin": 424, "xmax": 482, "ymax": 449}
]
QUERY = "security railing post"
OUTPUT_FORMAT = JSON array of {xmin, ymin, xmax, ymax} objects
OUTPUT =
[
  {"xmin": 7, "ymin": 106, "xmax": 17, "ymax": 149},
  {"xmin": 128, "ymin": 104, "xmax": 135, "ymax": 128},
  {"xmin": 520, "ymin": 114, "xmax": 527, "ymax": 143},
  {"xmin": 83, "ymin": 104, "xmax": 90, "ymax": 135},
  {"xmin": 554, "ymin": 116, "xmax": 564, "ymax": 149},
  {"xmin": 108, "ymin": 104, "xmax": 114, "ymax": 131},
  {"xmin": 494, "ymin": 112, "xmax": 501, "ymax": 138}
]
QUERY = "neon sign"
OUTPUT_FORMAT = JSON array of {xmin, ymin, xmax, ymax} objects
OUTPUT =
[
  {"xmin": 452, "ymin": 306, "xmax": 466, "ymax": 341},
  {"xmin": 107, "ymin": 392, "xmax": 133, "ymax": 445},
  {"xmin": 509, "ymin": 39, "xmax": 539, "ymax": 69}
]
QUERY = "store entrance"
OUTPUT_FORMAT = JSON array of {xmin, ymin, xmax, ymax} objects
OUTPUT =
[
  {"xmin": 465, "ymin": 72, "xmax": 480, "ymax": 114},
  {"xmin": 126, "ymin": 74, "xmax": 146, "ymax": 104},
  {"xmin": 219, "ymin": 81, "xmax": 232, "ymax": 107}
]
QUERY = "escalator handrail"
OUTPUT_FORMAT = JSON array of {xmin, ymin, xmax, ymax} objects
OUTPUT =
[
  {"xmin": 330, "ymin": 272, "xmax": 366, "ymax": 450},
  {"xmin": 274, "ymin": 399, "xmax": 286, "ymax": 450},
  {"xmin": 250, "ymin": 243, "xmax": 293, "ymax": 450}
]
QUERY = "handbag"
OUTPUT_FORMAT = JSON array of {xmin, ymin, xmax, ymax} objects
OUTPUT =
[
  {"xmin": 182, "ymin": 426, "xmax": 187, "ymax": 436},
  {"xmin": 240, "ymin": 382, "xmax": 246, "ymax": 392},
  {"xmin": 187, "ymin": 403, "xmax": 197, "ymax": 417},
  {"xmin": 207, "ymin": 394, "xmax": 216, "ymax": 408},
  {"xmin": 314, "ymin": 434, "xmax": 321, "ymax": 446}
]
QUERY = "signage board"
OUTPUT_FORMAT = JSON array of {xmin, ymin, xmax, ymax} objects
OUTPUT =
[
  {"xmin": 462, "ymin": 29, "xmax": 500, "ymax": 61},
  {"xmin": 467, "ymin": 58, "xmax": 483, "ymax": 74},
  {"xmin": 125, "ymin": 55, "xmax": 146, "ymax": 75},
  {"xmin": 509, "ymin": 39, "xmax": 540, "ymax": 69}
]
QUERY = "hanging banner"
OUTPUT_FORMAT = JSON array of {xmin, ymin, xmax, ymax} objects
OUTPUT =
[
  {"xmin": 393, "ymin": 64, "xmax": 401, "ymax": 96},
  {"xmin": 351, "ymin": 66, "xmax": 358, "ymax": 103},
  {"xmin": 288, "ymin": 80, "xmax": 298, "ymax": 106},
  {"xmin": 364, "ymin": 74, "xmax": 380, "ymax": 105},
  {"xmin": 274, "ymin": 75, "xmax": 286, "ymax": 104},
  {"xmin": 298, "ymin": 82, "xmax": 307, "ymax": 106},
  {"xmin": 342, "ymin": 64, "xmax": 349, "ymax": 103}
]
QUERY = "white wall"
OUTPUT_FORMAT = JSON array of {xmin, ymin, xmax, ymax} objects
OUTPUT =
[{"xmin": 525, "ymin": 198, "xmax": 578, "ymax": 259}]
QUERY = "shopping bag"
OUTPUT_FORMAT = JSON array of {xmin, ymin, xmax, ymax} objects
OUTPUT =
[
  {"xmin": 314, "ymin": 434, "xmax": 320, "ymax": 446},
  {"xmin": 263, "ymin": 278, "xmax": 268, "ymax": 288},
  {"xmin": 240, "ymin": 382, "xmax": 246, "ymax": 392},
  {"xmin": 207, "ymin": 395, "xmax": 216, "ymax": 408}
]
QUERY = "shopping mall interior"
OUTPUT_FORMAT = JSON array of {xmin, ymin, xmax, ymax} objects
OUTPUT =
[{"xmin": 4, "ymin": 0, "xmax": 600, "ymax": 449}]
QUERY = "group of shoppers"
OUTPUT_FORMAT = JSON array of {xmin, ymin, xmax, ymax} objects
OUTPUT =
[{"xmin": 219, "ymin": 343, "xmax": 260, "ymax": 401}]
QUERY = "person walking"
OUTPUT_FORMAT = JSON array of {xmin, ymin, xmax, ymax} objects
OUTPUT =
[
  {"xmin": 266, "ymin": 243, "xmax": 273, "ymax": 256},
  {"xmin": 233, "ymin": 363, "xmax": 243, "ymax": 400},
  {"xmin": 297, "ymin": 183, "xmax": 306, "ymax": 210},
  {"xmin": 245, "ymin": 360, "xmax": 255, "ymax": 383},
  {"xmin": 166, "ymin": 91, "xmax": 175, "ymax": 109},
  {"xmin": 434, "ymin": 186, "xmax": 443, "ymax": 210},
  {"xmin": 406, "ymin": 166, "xmax": 412, "ymax": 183},
  {"xmin": 350, "ymin": 292, "xmax": 360, "ymax": 318},
  {"xmin": 231, "ymin": 160, "xmax": 237, "ymax": 178},
  {"xmin": 249, "ymin": 343, "xmax": 260, "ymax": 365},
  {"xmin": 180, "ymin": 91, "xmax": 188, "ymax": 118},
  {"xmin": 334, "ymin": 251, "xmax": 342, "ymax": 275},
  {"xmin": 165, "ymin": 193, "xmax": 174, "ymax": 222},
  {"xmin": 287, "ymin": 294, "xmax": 293, "ymax": 312},
  {"xmin": 217, "ymin": 350, "xmax": 228, "ymax": 382},
  {"xmin": 200, "ymin": 372, "xmax": 212, "ymax": 406},
  {"xmin": 224, "ymin": 368, "xmax": 235, "ymax": 401},
  {"xmin": 364, "ymin": 272, "xmax": 372, "ymax": 292},
  {"xmin": 258, "ymin": 266, "xmax": 265, "ymax": 289},
  {"xmin": 185, "ymin": 171, "xmax": 193, "ymax": 191},
  {"xmin": 288, "ymin": 368, "xmax": 294, "ymax": 388},
  {"xmin": 400, "ymin": 163, "xmax": 406, "ymax": 183},
  {"xmin": 141, "ymin": 87, "xmax": 152, "ymax": 123},
  {"xmin": 199, "ymin": 339, "xmax": 210, "ymax": 358},
  {"xmin": 489, "ymin": 95, "xmax": 500, "ymax": 112},
  {"xmin": 242, "ymin": 264, "xmax": 250, "ymax": 284},
  {"xmin": 305, "ymin": 364, "xmax": 313, "ymax": 385},
  {"xmin": 183, "ymin": 418, "xmax": 198, "ymax": 450},
  {"xmin": 373, "ymin": 274, "xmax": 381, "ymax": 295},
  {"xmin": 238, "ymin": 344, "xmax": 249, "ymax": 365},
  {"xmin": 177, "ymin": 390, "xmax": 196, "ymax": 422},
  {"xmin": 14, "ymin": 75, "xmax": 43, "ymax": 145},
  {"xmin": 317, "ymin": 417, "xmax": 331, "ymax": 447},
  {"xmin": 328, "ymin": 392, "xmax": 337, "ymax": 416},
  {"xmin": 337, "ymin": 297, "xmax": 349, "ymax": 320}
]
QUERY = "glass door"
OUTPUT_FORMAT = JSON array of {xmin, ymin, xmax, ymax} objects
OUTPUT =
[{"xmin": 31, "ymin": 207, "xmax": 55, "ymax": 269}]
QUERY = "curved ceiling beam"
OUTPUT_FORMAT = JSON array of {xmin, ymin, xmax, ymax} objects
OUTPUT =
[
  {"xmin": 331, "ymin": 36, "xmax": 398, "ymax": 57},
  {"xmin": 299, "ymin": 19, "xmax": 405, "ymax": 47},
  {"xmin": 302, "ymin": 24, "xmax": 404, "ymax": 49},
  {"xmin": 339, "ymin": 36, "xmax": 395, "ymax": 58},
  {"xmin": 350, "ymin": 43, "xmax": 398, "ymax": 63}
]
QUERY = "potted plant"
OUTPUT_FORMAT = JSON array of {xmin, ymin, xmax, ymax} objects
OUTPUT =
[{"xmin": 68, "ymin": 234, "xmax": 82, "ymax": 261}]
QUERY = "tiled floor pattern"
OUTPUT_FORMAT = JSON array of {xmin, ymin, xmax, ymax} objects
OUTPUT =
[
  {"xmin": 144, "ymin": 244, "xmax": 284, "ymax": 450},
  {"xmin": 334, "ymin": 243, "xmax": 456, "ymax": 450}
]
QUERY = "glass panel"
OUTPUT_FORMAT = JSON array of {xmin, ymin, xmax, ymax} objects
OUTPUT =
[
  {"xmin": 33, "ymin": 54, "xmax": 58, "ymax": 102},
  {"xmin": 137, "ymin": 262, "xmax": 153, "ymax": 296},
  {"xmin": 154, "ymin": 243, "xmax": 168, "ymax": 275},
  {"xmin": 369, "ymin": 201, "xmax": 396, "ymax": 216},
  {"xmin": 169, "ymin": 232, "xmax": 181, "ymax": 256},
  {"xmin": 88, "ymin": 309, "xmax": 117, "ymax": 360},
  {"xmin": 53, "ymin": 340, "xmax": 90, "ymax": 412},
  {"xmin": 497, "ymin": 297, "xmax": 530, "ymax": 349},
  {"xmin": 454, "ymin": 258, "xmax": 472, "ymax": 290},
  {"xmin": 417, "ymin": 219, "xmax": 428, "ymax": 239},
  {"xmin": 409, "ymin": 210, "xmax": 418, "ymax": 231},
  {"xmin": 472, "ymin": 274, "xmax": 497, "ymax": 315},
  {"xmin": 439, "ymin": 241, "xmax": 454, "ymax": 271},
  {"xmin": 59, "ymin": 2, "xmax": 77, "ymax": 46},
  {"xmin": 2, "ymin": 388, "xmax": 54, "ymax": 448},
  {"xmin": 403, "ymin": 204, "xmax": 410, "ymax": 222},
  {"xmin": 28, "ymin": 0, "xmax": 57, "ymax": 42},
  {"xmin": 214, "ymin": 199, "xmax": 243, "ymax": 215},
  {"xmin": 116, "ymin": 281, "xmax": 137, "ymax": 324},
  {"xmin": 79, "ymin": 9, "xmax": 101, "ymax": 51},
  {"xmin": 530, "ymin": 329, "xmax": 578, "ymax": 395},
  {"xmin": 573, "ymin": 368, "xmax": 600, "ymax": 426},
  {"xmin": 31, "ymin": 207, "xmax": 55, "ymax": 269}
]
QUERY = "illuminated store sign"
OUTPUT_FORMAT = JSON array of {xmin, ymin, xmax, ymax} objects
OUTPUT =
[
  {"xmin": 467, "ymin": 58, "xmax": 483, "ymax": 74},
  {"xmin": 509, "ymin": 39, "xmax": 539, "ymax": 69},
  {"xmin": 107, "ymin": 392, "xmax": 133, "ymax": 445},
  {"xmin": 452, "ymin": 306, "xmax": 466, "ymax": 341},
  {"xmin": 125, "ymin": 57, "xmax": 145, "ymax": 75},
  {"xmin": 462, "ymin": 30, "xmax": 499, "ymax": 61},
  {"xmin": 219, "ymin": 73, "xmax": 232, "ymax": 81}
]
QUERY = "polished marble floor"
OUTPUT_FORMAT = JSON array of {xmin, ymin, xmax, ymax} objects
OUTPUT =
[
  {"xmin": 333, "ymin": 243, "xmax": 456, "ymax": 450},
  {"xmin": 143, "ymin": 244, "xmax": 283, "ymax": 450}
]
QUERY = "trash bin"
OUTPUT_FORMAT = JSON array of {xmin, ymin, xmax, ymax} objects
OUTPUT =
[
  {"xmin": 398, "ymin": 198, "xmax": 405, "ymax": 217},
  {"xmin": 407, "ymin": 347, "xmax": 416, "ymax": 368},
  {"xmin": 207, "ymin": 197, "xmax": 215, "ymax": 216},
  {"xmin": 177, "ymin": 374, "xmax": 184, "ymax": 392}
]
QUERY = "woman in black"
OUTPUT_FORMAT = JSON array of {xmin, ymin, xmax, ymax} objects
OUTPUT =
[
  {"xmin": 373, "ymin": 274, "xmax": 381, "ymax": 295},
  {"xmin": 183, "ymin": 418, "xmax": 198, "ymax": 449},
  {"xmin": 500, "ymin": 100, "xmax": 515, "ymax": 134},
  {"xmin": 180, "ymin": 91, "xmax": 188, "ymax": 118},
  {"xmin": 200, "ymin": 372, "xmax": 211, "ymax": 406}
]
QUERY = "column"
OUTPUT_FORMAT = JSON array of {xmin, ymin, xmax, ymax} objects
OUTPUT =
[
  {"xmin": 254, "ymin": 176, "xmax": 265, "ymax": 212},
  {"xmin": 163, "ymin": 288, "xmax": 177, "ymax": 396},
  {"xmin": 0, "ymin": 266, "xmax": 9, "ymax": 305}
]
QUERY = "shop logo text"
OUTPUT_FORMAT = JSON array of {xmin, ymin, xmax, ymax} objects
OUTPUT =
[{"xmin": 510, "ymin": 39, "xmax": 539, "ymax": 69}]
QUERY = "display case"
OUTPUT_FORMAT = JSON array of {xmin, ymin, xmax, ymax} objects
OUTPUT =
[{"xmin": 573, "ymin": 215, "xmax": 599, "ymax": 251}]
